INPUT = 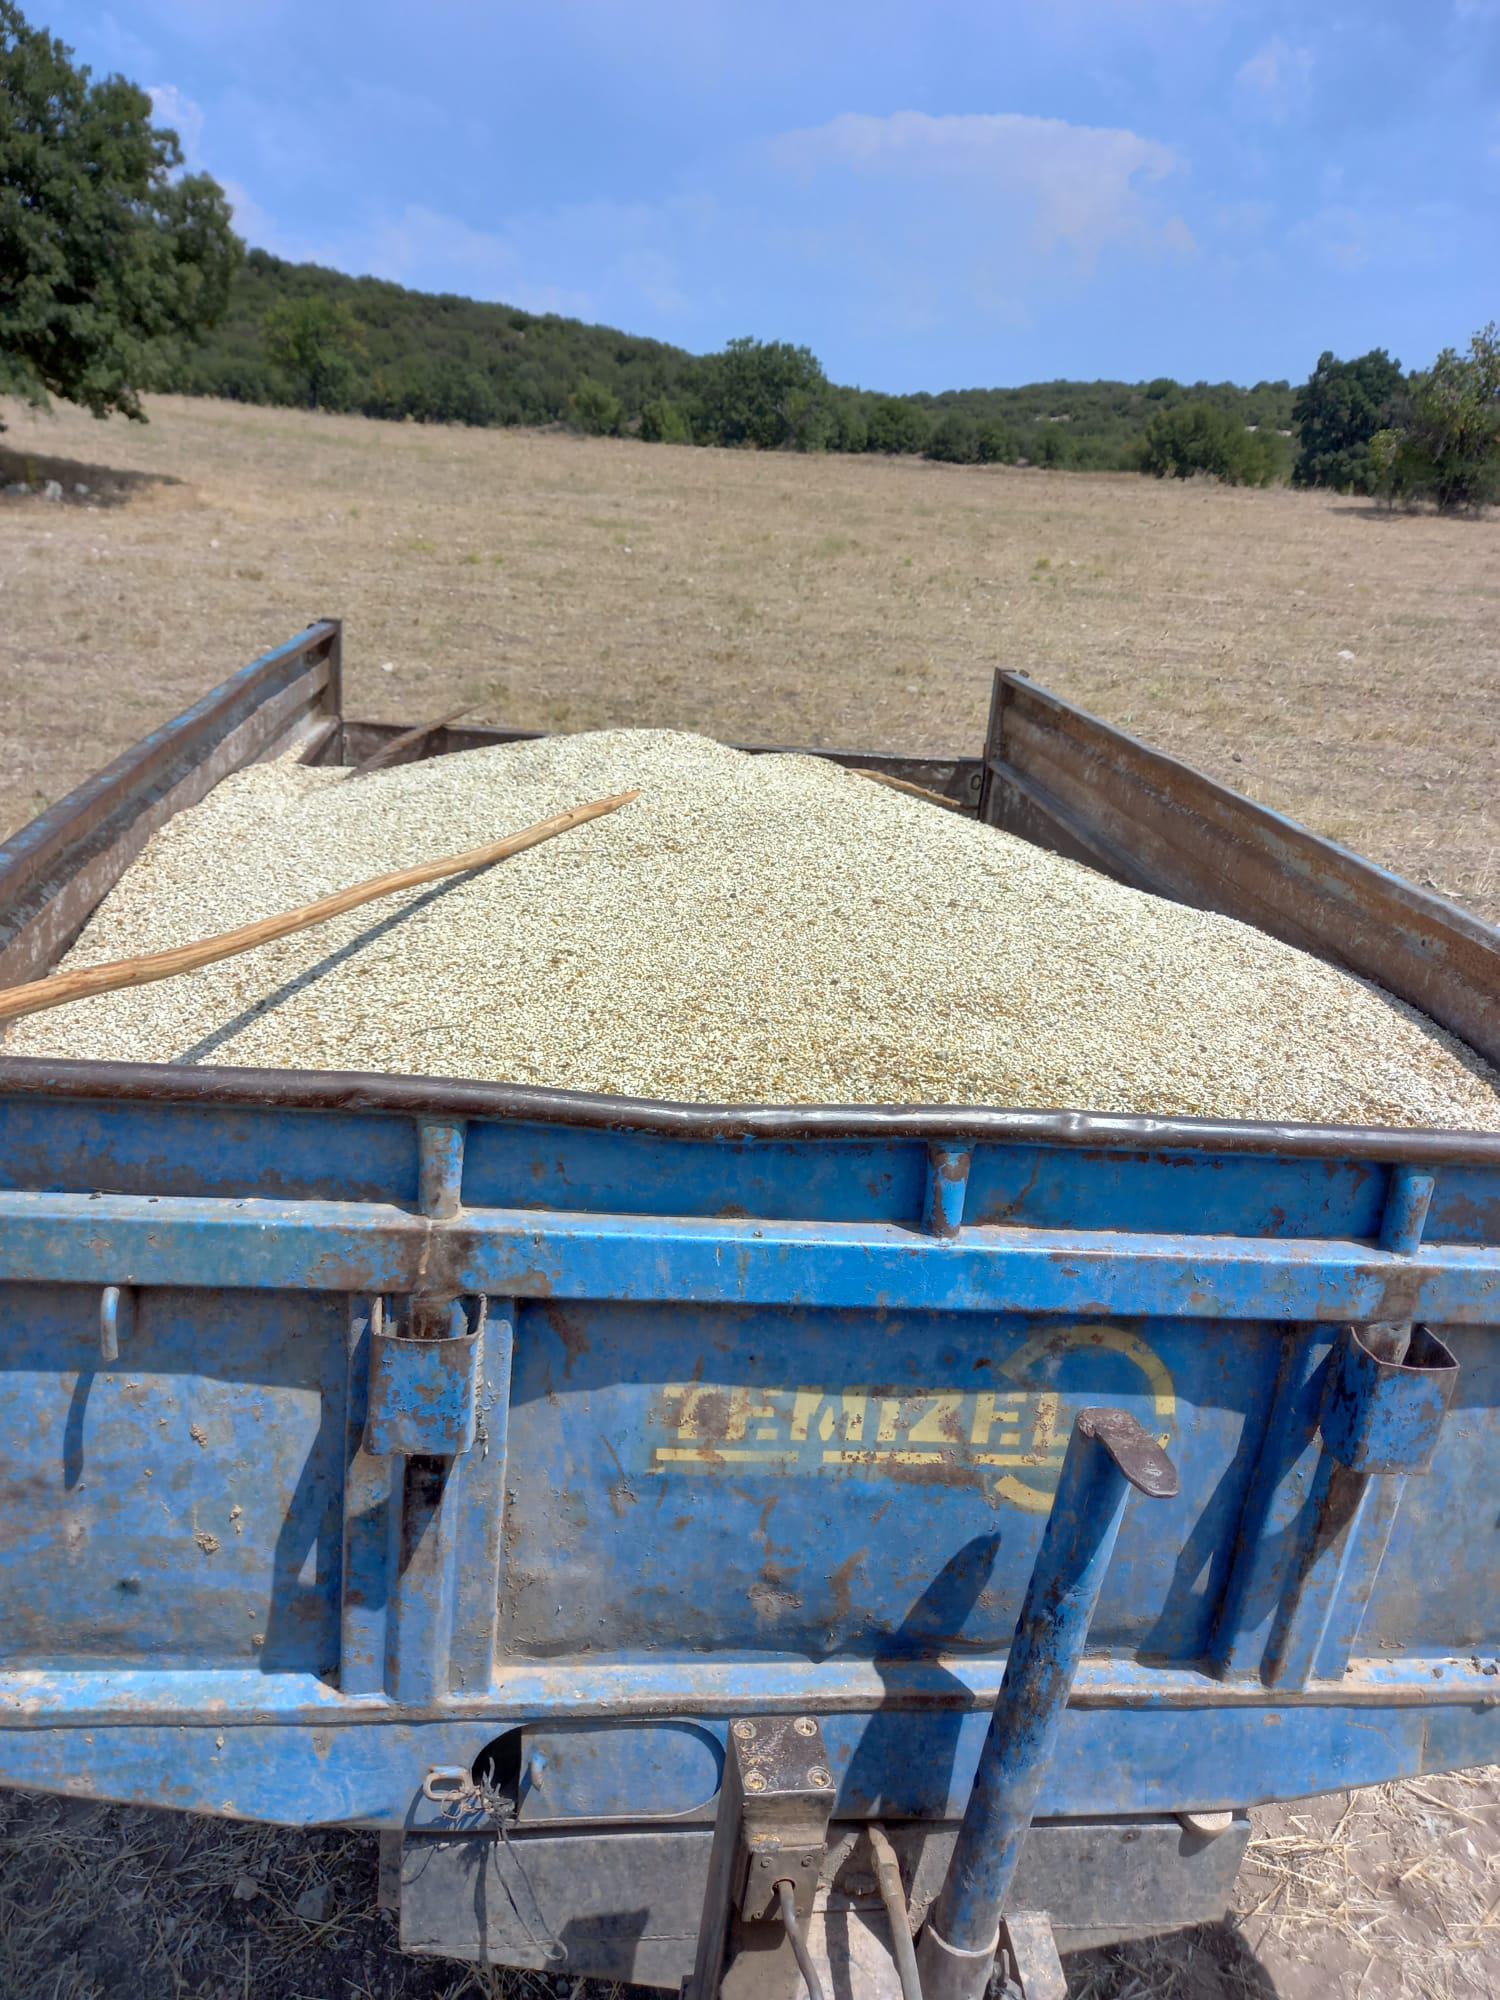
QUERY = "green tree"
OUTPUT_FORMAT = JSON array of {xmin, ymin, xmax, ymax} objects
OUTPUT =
[
  {"xmin": 830, "ymin": 399, "xmax": 868, "ymax": 453},
  {"xmin": 569, "ymin": 375, "xmax": 624, "ymax": 436},
  {"xmin": 1291, "ymin": 349, "xmax": 1405, "ymax": 492},
  {"xmin": 694, "ymin": 337, "xmax": 831, "ymax": 450},
  {"xmin": 1366, "ymin": 427, "xmax": 1410, "ymax": 510},
  {"xmin": 262, "ymin": 294, "xmax": 365, "ymax": 410},
  {"xmin": 1032, "ymin": 425, "xmax": 1069, "ymax": 468},
  {"xmin": 865, "ymin": 397, "xmax": 930, "ymax": 454},
  {"xmin": 924, "ymin": 412, "xmax": 980, "ymax": 464},
  {"xmin": 1394, "ymin": 325, "xmax": 1500, "ymax": 514},
  {"xmin": 408, "ymin": 359, "xmax": 500, "ymax": 427},
  {"xmin": 1140, "ymin": 402, "xmax": 1275, "ymax": 485},
  {"xmin": 975, "ymin": 421, "xmax": 1017, "ymax": 464},
  {"xmin": 0, "ymin": 3, "xmax": 241, "ymax": 426},
  {"xmin": 639, "ymin": 395, "xmax": 692, "ymax": 443}
]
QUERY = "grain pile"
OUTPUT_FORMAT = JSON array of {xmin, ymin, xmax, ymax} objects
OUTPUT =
[{"xmin": 8, "ymin": 730, "xmax": 1500, "ymax": 1129}]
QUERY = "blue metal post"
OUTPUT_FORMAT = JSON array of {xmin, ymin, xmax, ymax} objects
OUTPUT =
[
  {"xmin": 921, "ymin": 1143, "xmax": 972, "ymax": 1238},
  {"xmin": 916, "ymin": 1409, "xmax": 1178, "ymax": 2000}
]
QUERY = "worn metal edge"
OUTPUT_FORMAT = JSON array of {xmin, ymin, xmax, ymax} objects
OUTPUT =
[
  {"xmin": 990, "ymin": 671, "xmax": 1500, "ymax": 958},
  {"xmin": 340, "ymin": 717, "xmax": 983, "ymax": 793},
  {"xmin": 0, "ymin": 621, "xmax": 341, "ymax": 897},
  {"xmin": 2, "ymin": 1056, "xmax": 1499, "ymax": 1163},
  {"xmin": 0, "ymin": 1656, "xmax": 1494, "ymax": 1730}
]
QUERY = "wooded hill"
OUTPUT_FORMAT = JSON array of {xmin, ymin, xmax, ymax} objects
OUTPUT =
[{"xmin": 164, "ymin": 250, "xmax": 1295, "ymax": 474}]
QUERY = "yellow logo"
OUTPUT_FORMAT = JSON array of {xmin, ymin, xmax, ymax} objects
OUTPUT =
[{"xmin": 649, "ymin": 1324, "xmax": 1175, "ymax": 1513}]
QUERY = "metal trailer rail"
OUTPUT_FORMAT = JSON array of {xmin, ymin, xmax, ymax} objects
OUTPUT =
[{"xmin": 1, "ymin": 622, "xmax": 1497, "ymax": 1998}]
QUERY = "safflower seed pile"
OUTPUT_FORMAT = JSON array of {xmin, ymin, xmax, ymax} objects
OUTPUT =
[{"xmin": 9, "ymin": 728, "xmax": 1500, "ymax": 1131}]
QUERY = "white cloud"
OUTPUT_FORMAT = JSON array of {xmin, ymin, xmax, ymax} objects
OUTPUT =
[
  {"xmin": 219, "ymin": 178, "xmax": 279, "ymax": 245},
  {"xmin": 1235, "ymin": 37, "xmax": 1314, "ymax": 120},
  {"xmin": 770, "ymin": 111, "xmax": 1186, "ymax": 267},
  {"xmin": 257, "ymin": 197, "xmax": 716, "ymax": 327},
  {"xmin": 147, "ymin": 83, "xmax": 206, "ymax": 168},
  {"xmin": 139, "ymin": 95, "xmax": 1201, "ymax": 375}
]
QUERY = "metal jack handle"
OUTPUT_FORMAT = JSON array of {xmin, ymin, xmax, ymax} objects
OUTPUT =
[{"xmin": 916, "ymin": 1409, "xmax": 1179, "ymax": 2000}]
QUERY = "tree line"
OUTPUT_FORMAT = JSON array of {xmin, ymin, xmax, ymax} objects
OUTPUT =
[
  {"xmin": 2, "ymin": 3, "xmax": 1496, "ymax": 511},
  {"xmin": 188, "ymin": 256, "xmax": 1301, "ymax": 481},
  {"xmin": 173, "ymin": 264, "xmax": 1500, "ymax": 512}
]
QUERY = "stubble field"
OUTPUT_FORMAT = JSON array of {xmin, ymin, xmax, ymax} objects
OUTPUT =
[
  {"xmin": 2, "ymin": 394, "xmax": 1498, "ymax": 920},
  {"xmin": 1, "ymin": 394, "xmax": 1498, "ymax": 2000}
]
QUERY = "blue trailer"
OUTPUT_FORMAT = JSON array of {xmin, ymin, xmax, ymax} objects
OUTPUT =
[{"xmin": 1, "ymin": 621, "xmax": 1497, "ymax": 1998}]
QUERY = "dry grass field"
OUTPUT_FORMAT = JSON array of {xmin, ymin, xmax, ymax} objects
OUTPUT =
[
  {"xmin": 1, "ymin": 395, "xmax": 1498, "ymax": 2000},
  {"xmin": 2, "ymin": 394, "xmax": 1498, "ymax": 919}
]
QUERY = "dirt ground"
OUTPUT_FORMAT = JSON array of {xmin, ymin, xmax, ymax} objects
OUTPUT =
[
  {"xmin": 2, "ymin": 395, "xmax": 1498, "ymax": 918},
  {"xmin": 1, "ymin": 396, "xmax": 1498, "ymax": 1999}
]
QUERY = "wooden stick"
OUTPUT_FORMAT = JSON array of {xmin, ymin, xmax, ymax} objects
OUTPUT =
[
  {"xmin": 0, "ymin": 789, "xmax": 638, "ymax": 1025},
  {"xmin": 852, "ymin": 767, "xmax": 966, "ymax": 813},
  {"xmin": 349, "ymin": 706, "xmax": 475, "ymax": 777}
]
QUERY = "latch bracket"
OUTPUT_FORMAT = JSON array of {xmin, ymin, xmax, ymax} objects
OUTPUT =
[{"xmin": 365, "ymin": 1300, "xmax": 482, "ymax": 1456}]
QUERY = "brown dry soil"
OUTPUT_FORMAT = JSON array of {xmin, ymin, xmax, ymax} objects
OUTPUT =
[
  {"xmin": 2, "ymin": 395, "xmax": 1498, "ymax": 919},
  {"xmin": 1, "ymin": 396, "xmax": 1498, "ymax": 1999}
]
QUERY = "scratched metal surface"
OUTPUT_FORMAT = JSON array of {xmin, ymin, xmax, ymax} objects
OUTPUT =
[
  {"xmin": 497, "ymin": 1300, "xmax": 1276, "ymax": 1661},
  {"xmin": 0, "ymin": 1118, "xmax": 1494, "ymax": 1828}
]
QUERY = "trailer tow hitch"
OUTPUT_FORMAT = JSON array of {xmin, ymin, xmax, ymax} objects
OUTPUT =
[
  {"xmin": 916, "ymin": 1408, "xmax": 1179, "ymax": 2000},
  {"xmin": 689, "ymin": 1410, "xmax": 1177, "ymax": 1999}
]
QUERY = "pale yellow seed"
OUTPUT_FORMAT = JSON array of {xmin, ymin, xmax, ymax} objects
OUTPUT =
[{"xmin": 9, "ymin": 729, "xmax": 1499, "ymax": 1132}]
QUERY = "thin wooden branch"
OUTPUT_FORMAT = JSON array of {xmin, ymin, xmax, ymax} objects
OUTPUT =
[
  {"xmin": 0, "ymin": 789, "xmax": 638, "ymax": 1024},
  {"xmin": 852, "ymin": 767, "xmax": 966, "ymax": 812},
  {"xmin": 348, "ymin": 706, "xmax": 476, "ymax": 776}
]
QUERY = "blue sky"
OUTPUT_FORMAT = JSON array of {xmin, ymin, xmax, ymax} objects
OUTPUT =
[{"xmin": 43, "ymin": 0, "xmax": 1500, "ymax": 393}]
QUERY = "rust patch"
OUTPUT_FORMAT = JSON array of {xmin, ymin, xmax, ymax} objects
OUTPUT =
[
  {"xmin": 600, "ymin": 1435, "xmax": 638, "ymax": 1516},
  {"xmin": 887, "ymin": 1453, "xmax": 985, "ymax": 1492},
  {"xmin": 749, "ymin": 1562, "xmax": 804, "ymax": 1621},
  {"xmin": 827, "ymin": 1549, "xmax": 865, "ymax": 1623},
  {"xmin": 541, "ymin": 1302, "xmax": 591, "ymax": 1378},
  {"xmin": 688, "ymin": 1389, "xmax": 734, "ymax": 1443}
]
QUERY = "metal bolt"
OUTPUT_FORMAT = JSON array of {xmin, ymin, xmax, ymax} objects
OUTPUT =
[
  {"xmin": 800, "ymin": 1856, "xmax": 813, "ymax": 1868},
  {"xmin": 733, "ymin": 1720, "xmax": 757, "ymax": 1741},
  {"xmin": 744, "ymin": 1771, "xmax": 767, "ymax": 1793},
  {"xmin": 793, "ymin": 1717, "xmax": 818, "ymax": 1737},
  {"xmin": 808, "ymin": 1767, "xmax": 832, "ymax": 1788}
]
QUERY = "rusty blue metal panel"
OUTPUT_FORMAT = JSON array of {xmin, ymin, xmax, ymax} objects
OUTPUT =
[
  {"xmin": 2, "ymin": 1191, "xmax": 1499, "ymax": 1321},
  {"xmin": 498, "ymin": 1300, "xmax": 1270, "ymax": 1663},
  {"xmin": 0, "ymin": 1078, "xmax": 1495, "ymax": 1873},
  {"xmin": 4, "ymin": 1651, "xmax": 1497, "ymax": 1731},
  {"xmin": 338, "ymin": 1298, "xmax": 392, "ymax": 1698},
  {"xmin": 4, "ymin": 1093, "xmax": 1499, "ymax": 1240},
  {"xmin": 1358, "ymin": 1322, "xmax": 1500, "ymax": 1654},
  {"xmin": 446, "ymin": 1301, "xmax": 514, "ymax": 1694},
  {"xmin": 365, "ymin": 1317, "xmax": 479, "ymax": 1458},
  {"xmin": 0, "ymin": 1693, "xmax": 1496, "ymax": 1830},
  {"xmin": 0, "ymin": 1282, "xmax": 345, "ymax": 1672},
  {"xmin": 0, "ymin": 1094, "xmax": 421, "ymax": 1203},
  {"xmin": 1321, "ymin": 1323, "xmax": 1458, "ymax": 1473},
  {"xmin": 463, "ymin": 1120, "xmax": 931, "ymax": 1224},
  {"xmin": 965, "ymin": 1144, "xmax": 1390, "ymax": 1241}
]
